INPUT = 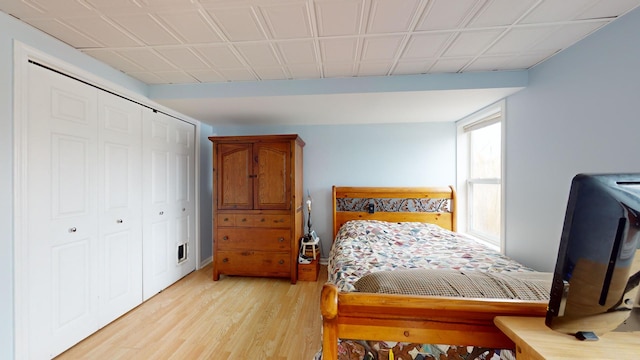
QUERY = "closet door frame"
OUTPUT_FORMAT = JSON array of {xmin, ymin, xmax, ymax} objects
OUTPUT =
[{"xmin": 12, "ymin": 41, "xmax": 202, "ymax": 359}]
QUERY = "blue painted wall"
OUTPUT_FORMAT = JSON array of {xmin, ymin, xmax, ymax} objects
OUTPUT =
[
  {"xmin": 504, "ymin": 7, "xmax": 640, "ymax": 271},
  {"xmin": 199, "ymin": 123, "xmax": 215, "ymax": 265},
  {"xmin": 214, "ymin": 122, "xmax": 456, "ymax": 256}
]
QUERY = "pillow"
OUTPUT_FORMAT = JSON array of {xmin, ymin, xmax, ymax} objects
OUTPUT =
[{"xmin": 353, "ymin": 269, "xmax": 550, "ymax": 301}]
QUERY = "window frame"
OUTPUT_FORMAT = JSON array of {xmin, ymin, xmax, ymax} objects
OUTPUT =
[{"xmin": 456, "ymin": 101, "xmax": 505, "ymax": 251}]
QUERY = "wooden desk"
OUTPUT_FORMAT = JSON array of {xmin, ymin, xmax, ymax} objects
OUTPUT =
[{"xmin": 494, "ymin": 316, "xmax": 640, "ymax": 359}]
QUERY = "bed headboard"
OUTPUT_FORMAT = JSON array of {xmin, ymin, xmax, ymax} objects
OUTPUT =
[{"xmin": 332, "ymin": 186, "xmax": 457, "ymax": 239}]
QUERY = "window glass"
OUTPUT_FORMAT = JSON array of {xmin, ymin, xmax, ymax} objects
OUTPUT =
[
  {"xmin": 469, "ymin": 183, "xmax": 501, "ymax": 240},
  {"xmin": 470, "ymin": 122, "xmax": 501, "ymax": 179},
  {"xmin": 457, "ymin": 104, "xmax": 503, "ymax": 248}
]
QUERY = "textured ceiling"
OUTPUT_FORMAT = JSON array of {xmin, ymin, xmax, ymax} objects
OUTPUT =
[
  {"xmin": 2, "ymin": 0, "xmax": 640, "ymax": 125},
  {"xmin": 4, "ymin": 0, "xmax": 640, "ymax": 84}
]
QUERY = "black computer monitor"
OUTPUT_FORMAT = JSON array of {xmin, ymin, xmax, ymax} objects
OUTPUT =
[{"xmin": 546, "ymin": 173, "xmax": 640, "ymax": 335}]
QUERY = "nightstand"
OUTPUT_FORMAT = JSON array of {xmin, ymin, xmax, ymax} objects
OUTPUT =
[
  {"xmin": 494, "ymin": 316, "xmax": 640, "ymax": 359},
  {"xmin": 298, "ymin": 258, "xmax": 320, "ymax": 281},
  {"xmin": 298, "ymin": 236, "xmax": 320, "ymax": 281}
]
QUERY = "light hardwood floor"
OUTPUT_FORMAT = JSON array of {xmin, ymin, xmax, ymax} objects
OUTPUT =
[{"xmin": 56, "ymin": 264, "xmax": 327, "ymax": 360}]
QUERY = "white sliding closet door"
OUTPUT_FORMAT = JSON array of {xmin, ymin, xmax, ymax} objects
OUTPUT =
[
  {"xmin": 26, "ymin": 64, "xmax": 100, "ymax": 359},
  {"xmin": 19, "ymin": 60, "xmax": 195, "ymax": 359},
  {"xmin": 142, "ymin": 110, "xmax": 196, "ymax": 300},
  {"xmin": 24, "ymin": 64, "xmax": 145, "ymax": 359},
  {"xmin": 174, "ymin": 118, "xmax": 197, "ymax": 277},
  {"xmin": 142, "ymin": 109, "xmax": 173, "ymax": 300},
  {"xmin": 97, "ymin": 92, "xmax": 143, "ymax": 327}
]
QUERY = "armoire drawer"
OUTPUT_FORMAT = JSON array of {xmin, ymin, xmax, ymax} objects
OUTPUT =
[
  {"xmin": 217, "ymin": 214, "xmax": 290, "ymax": 228},
  {"xmin": 216, "ymin": 251, "xmax": 291, "ymax": 277},
  {"xmin": 216, "ymin": 228, "xmax": 291, "ymax": 251}
]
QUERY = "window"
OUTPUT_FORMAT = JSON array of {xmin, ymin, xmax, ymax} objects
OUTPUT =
[{"xmin": 456, "ymin": 102, "xmax": 504, "ymax": 249}]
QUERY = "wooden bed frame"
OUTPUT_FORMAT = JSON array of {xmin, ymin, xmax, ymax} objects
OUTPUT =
[
  {"xmin": 321, "ymin": 186, "xmax": 548, "ymax": 360},
  {"xmin": 331, "ymin": 186, "xmax": 458, "ymax": 237}
]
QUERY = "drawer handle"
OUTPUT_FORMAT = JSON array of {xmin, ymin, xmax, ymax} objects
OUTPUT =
[
  {"xmin": 69, "ymin": 227, "xmax": 77, "ymax": 233},
  {"xmin": 223, "ymin": 217, "xmax": 229, "ymax": 222},
  {"xmin": 278, "ymin": 259, "xmax": 284, "ymax": 265},
  {"xmin": 222, "ymin": 258, "xmax": 229, "ymax": 263},
  {"xmin": 241, "ymin": 218, "xmax": 247, "ymax": 222},
  {"xmin": 278, "ymin": 237, "xmax": 284, "ymax": 242},
  {"xmin": 260, "ymin": 218, "xmax": 265, "ymax": 222},
  {"xmin": 116, "ymin": 219, "xmax": 123, "ymax": 224},
  {"xmin": 223, "ymin": 236, "xmax": 229, "ymax": 240}
]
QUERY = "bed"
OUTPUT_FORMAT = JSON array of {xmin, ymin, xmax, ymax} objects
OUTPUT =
[{"xmin": 320, "ymin": 186, "xmax": 551, "ymax": 360}]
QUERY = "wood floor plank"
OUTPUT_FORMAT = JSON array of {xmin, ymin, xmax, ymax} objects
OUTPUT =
[{"xmin": 55, "ymin": 264, "xmax": 327, "ymax": 360}]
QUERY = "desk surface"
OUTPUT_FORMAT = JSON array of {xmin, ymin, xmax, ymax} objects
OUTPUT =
[{"xmin": 494, "ymin": 316, "xmax": 640, "ymax": 360}]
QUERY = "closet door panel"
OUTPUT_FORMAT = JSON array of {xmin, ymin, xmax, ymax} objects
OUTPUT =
[
  {"xmin": 142, "ymin": 110, "xmax": 177, "ymax": 300},
  {"xmin": 152, "ymin": 149, "xmax": 171, "ymax": 205},
  {"xmin": 174, "ymin": 120, "xmax": 196, "ymax": 274},
  {"xmin": 102, "ymin": 231, "xmax": 133, "ymax": 298},
  {"xmin": 176, "ymin": 213, "xmax": 189, "ymax": 261},
  {"xmin": 176, "ymin": 153, "xmax": 190, "ymax": 204},
  {"xmin": 52, "ymin": 239, "xmax": 92, "ymax": 326},
  {"xmin": 144, "ymin": 149, "xmax": 173, "ymax": 299},
  {"xmin": 50, "ymin": 136, "xmax": 96, "ymax": 346},
  {"xmin": 26, "ymin": 64, "xmax": 99, "ymax": 359},
  {"xmin": 97, "ymin": 92, "xmax": 143, "ymax": 326},
  {"xmin": 51, "ymin": 135, "xmax": 93, "ymax": 217},
  {"xmin": 175, "ymin": 151, "xmax": 192, "ymax": 271},
  {"xmin": 151, "ymin": 220, "xmax": 170, "ymax": 275}
]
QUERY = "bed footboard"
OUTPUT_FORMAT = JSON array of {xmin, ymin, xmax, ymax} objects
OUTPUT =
[{"xmin": 320, "ymin": 283, "xmax": 548, "ymax": 360}]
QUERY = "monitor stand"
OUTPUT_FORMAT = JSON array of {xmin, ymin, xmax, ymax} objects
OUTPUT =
[{"xmin": 613, "ymin": 307, "xmax": 640, "ymax": 332}]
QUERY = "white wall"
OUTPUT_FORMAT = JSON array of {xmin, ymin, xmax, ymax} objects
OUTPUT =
[
  {"xmin": 504, "ymin": 7, "xmax": 640, "ymax": 271},
  {"xmin": 214, "ymin": 122, "xmax": 456, "ymax": 256}
]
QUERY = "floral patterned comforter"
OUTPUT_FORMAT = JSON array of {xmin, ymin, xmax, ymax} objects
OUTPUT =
[
  {"xmin": 319, "ymin": 220, "xmax": 538, "ymax": 360},
  {"xmin": 328, "ymin": 220, "xmax": 535, "ymax": 292}
]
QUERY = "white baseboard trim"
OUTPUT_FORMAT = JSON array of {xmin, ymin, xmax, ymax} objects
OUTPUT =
[{"xmin": 199, "ymin": 256, "xmax": 213, "ymax": 269}]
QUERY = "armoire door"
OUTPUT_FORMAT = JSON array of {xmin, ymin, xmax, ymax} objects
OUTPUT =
[
  {"xmin": 216, "ymin": 143, "xmax": 253, "ymax": 210},
  {"xmin": 97, "ymin": 91, "xmax": 143, "ymax": 327},
  {"xmin": 254, "ymin": 142, "xmax": 291, "ymax": 210},
  {"xmin": 26, "ymin": 64, "xmax": 100, "ymax": 359}
]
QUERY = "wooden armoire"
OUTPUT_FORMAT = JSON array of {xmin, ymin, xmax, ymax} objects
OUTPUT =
[{"xmin": 209, "ymin": 134, "xmax": 305, "ymax": 284}]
